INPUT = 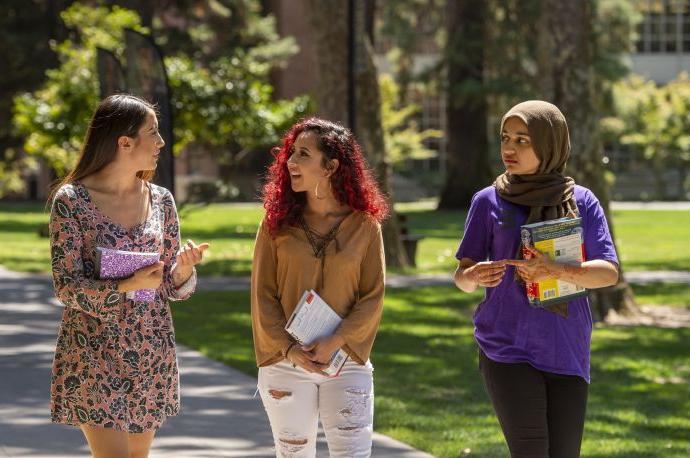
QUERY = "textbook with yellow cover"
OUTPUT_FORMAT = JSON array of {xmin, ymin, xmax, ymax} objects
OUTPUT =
[{"xmin": 520, "ymin": 217, "xmax": 587, "ymax": 307}]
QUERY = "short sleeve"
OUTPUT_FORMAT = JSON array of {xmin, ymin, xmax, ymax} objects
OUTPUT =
[
  {"xmin": 455, "ymin": 191, "xmax": 492, "ymax": 262},
  {"xmin": 581, "ymin": 189, "xmax": 619, "ymax": 266}
]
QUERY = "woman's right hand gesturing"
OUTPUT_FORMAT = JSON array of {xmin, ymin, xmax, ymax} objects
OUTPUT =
[
  {"xmin": 286, "ymin": 345, "xmax": 329, "ymax": 376},
  {"xmin": 118, "ymin": 261, "xmax": 165, "ymax": 293}
]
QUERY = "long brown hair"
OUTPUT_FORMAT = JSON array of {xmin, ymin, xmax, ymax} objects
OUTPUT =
[{"xmin": 48, "ymin": 94, "xmax": 157, "ymax": 203}]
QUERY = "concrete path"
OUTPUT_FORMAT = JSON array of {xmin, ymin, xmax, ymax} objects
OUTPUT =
[
  {"xmin": 9, "ymin": 266, "xmax": 687, "ymax": 293},
  {"xmin": 1, "ymin": 264, "xmax": 687, "ymax": 456},
  {"xmin": 0, "ymin": 268, "xmax": 431, "ymax": 458},
  {"xmin": 395, "ymin": 199, "xmax": 690, "ymax": 211},
  {"xmin": 610, "ymin": 201, "xmax": 690, "ymax": 210},
  {"xmin": 193, "ymin": 270, "xmax": 690, "ymax": 292}
]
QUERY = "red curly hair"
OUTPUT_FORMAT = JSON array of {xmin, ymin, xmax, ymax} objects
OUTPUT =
[{"xmin": 262, "ymin": 117, "xmax": 389, "ymax": 235}]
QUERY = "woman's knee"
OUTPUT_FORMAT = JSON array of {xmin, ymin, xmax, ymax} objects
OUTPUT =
[
  {"xmin": 275, "ymin": 431, "xmax": 312, "ymax": 457},
  {"xmin": 128, "ymin": 430, "xmax": 155, "ymax": 458},
  {"xmin": 80, "ymin": 425, "xmax": 129, "ymax": 458}
]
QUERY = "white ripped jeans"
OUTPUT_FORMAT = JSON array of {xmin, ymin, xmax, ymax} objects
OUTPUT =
[{"xmin": 257, "ymin": 359, "xmax": 374, "ymax": 458}]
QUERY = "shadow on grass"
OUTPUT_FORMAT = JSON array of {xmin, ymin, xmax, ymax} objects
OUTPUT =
[
  {"xmin": 184, "ymin": 229, "xmax": 257, "ymax": 240},
  {"xmin": 0, "ymin": 202, "xmax": 46, "ymax": 214},
  {"xmin": 584, "ymin": 325, "xmax": 690, "ymax": 456},
  {"xmin": 196, "ymin": 259, "xmax": 253, "ymax": 277},
  {"xmin": 0, "ymin": 253, "xmax": 51, "ymax": 273},
  {"xmin": 0, "ymin": 220, "xmax": 49, "ymax": 234},
  {"xmin": 624, "ymin": 259, "xmax": 690, "ymax": 272},
  {"xmin": 172, "ymin": 290, "xmax": 257, "ymax": 377},
  {"xmin": 174, "ymin": 286, "xmax": 690, "ymax": 457},
  {"xmin": 173, "ymin": 287, "xmax": 509, "ymax": 456},
  {"xmin": 631, "ymin": 282, "xmax": 690, "ymax": 307}
]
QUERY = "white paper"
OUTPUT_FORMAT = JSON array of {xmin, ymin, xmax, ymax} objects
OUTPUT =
[{"xmin": 285, "ymin": 289, "xmax": 349, "ymax": 376}]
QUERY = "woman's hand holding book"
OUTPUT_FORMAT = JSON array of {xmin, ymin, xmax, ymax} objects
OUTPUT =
[
  {"xmin": 286, "ymin": 345, "xmax": 329, "ymax": 376},
  {"xmin": 117, "ymin": 261, "xmax": 164, "ymax": 293},
  {"xmin": 303, "ymin": 335, "xmax": 346, "ymax": 365}
]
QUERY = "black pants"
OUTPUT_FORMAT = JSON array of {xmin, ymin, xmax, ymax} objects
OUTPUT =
[{"xmin": 479, "ymin": 350, "xmax": 589, "ymax": 458}]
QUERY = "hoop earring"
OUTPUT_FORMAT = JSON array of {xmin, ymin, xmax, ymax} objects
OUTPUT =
[{"xmin": 315, "ymin": 179, "xmax": 330, "ymax": 200}]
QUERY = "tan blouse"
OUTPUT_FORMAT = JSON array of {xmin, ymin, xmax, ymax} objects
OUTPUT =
[{"xmin": 251, "ymin": 211, "xmax": 385, "ymax": 367}]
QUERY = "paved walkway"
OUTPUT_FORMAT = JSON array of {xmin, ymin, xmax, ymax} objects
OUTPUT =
[
  {"xmin": 194, "ymin": 270, "xmax": 690, "ymax": 292},
  {"xmin": 5, "ymin": 265, "xmax": 688, "ymax": 293},
  {"xmin": 0, "ymin": 268, "xmax": 431, "ymax": 458},
  {"xmin": 610, "ymin": 201, "xmax": 690, "ymax": 210},
  {"xmin": 1, "ymin": 265, "xmax": 687, "ymax": 456}
]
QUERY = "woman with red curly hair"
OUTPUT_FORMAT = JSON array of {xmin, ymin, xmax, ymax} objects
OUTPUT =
[{"xmin": 251, "ymin": 118, "xmax": 387, "ymax": 457}]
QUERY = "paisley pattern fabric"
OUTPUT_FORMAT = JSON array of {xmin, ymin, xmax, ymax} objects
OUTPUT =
[{"xmin": 49, "ymin": 182, "xmax": 196, "ymax": 433}]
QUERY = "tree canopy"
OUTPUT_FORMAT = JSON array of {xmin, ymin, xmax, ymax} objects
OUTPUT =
[{"xmin": 6, "ymin": 1, "xmax": 310, "ymax": 196}]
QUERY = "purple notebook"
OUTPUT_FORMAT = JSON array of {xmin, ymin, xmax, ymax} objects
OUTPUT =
[{"xmin": 96, "ymin": 247, "xmax": 161, "ymax": 302}]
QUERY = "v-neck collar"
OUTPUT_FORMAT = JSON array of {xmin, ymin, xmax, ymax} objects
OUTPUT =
[
  {"xmin": 299, "ymin": 210, "xmax": 357, "ymax": 237},
  {"xmin": 295, "ymin": 210, "xmax": 357, "ymax": 292},
  {"xmin": 76, "ymin": 181, "xmax": 154, "ymax": 235}
]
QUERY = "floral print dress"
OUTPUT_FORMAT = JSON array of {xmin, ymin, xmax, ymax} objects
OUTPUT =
[{"xmin": 49, "ymin": 181, "xmax": 196, "ymax": 433}]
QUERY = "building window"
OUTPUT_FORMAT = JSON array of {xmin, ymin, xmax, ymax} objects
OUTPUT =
[{"xmin": 635, "ymin": 0, "xmax": 690, "ymax": 53}]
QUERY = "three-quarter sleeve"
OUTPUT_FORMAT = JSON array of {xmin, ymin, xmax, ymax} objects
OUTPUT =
[
  {"xmin": 335, "ymin": 222, "xmax": 385, "ymax": 364},
  {"xmin": 50, "ymin": 187, "xmax": 122, "ymax": 321},
  {"xmin": 251, "ymin": 220, "xmax": 294, "ymax": 365},
  {"xmin": 160, "ymin": 189, "xmax": 196, "ymax": 301}
]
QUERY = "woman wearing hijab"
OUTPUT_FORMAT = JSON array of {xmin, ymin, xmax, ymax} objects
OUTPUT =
[{"xmin": 453, "ymin": 100, "xmax": 619, "ymax": 457}]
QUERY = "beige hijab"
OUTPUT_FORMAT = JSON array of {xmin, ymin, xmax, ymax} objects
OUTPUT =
[{"xmin": 494, "ymin": 100, "xmax": 578, "ymax": 317}]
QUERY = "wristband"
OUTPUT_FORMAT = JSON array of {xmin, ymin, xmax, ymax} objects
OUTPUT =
[{"xmin": 283, "ymin": 342, "xmax": 296, "ymax": 359}]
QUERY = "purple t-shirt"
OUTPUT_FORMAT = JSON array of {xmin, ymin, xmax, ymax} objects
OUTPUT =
[{"xmin": 456, "ymin": 185, "xmax": 618, "ymax": 382}]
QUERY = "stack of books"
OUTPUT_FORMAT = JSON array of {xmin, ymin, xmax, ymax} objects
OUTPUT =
[{"xmin": 520, "ymin": 217, "xmax": 587, "ymax": 307}]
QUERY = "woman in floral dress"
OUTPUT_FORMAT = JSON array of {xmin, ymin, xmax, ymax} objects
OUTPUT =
[{"xmin": 49, "ymin": 94, "xmax": 208, "ymax": 457}]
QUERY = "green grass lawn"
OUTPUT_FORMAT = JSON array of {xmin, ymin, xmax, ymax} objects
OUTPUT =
[
  {"xmin": 610, "ymin": 210, "xmax": 690, "ymax": 272},
  {"xmin": 2, "ymin": 201, "xmax": 687, "ymax": 455},
  {"xmin": 2, "ymin": 201, "xmax": 689, "ymax": 276},
  {"xmin": 178, "ymin": 203, "xmax": 264, "ymax": 276},
  {"xmin": 0, "ymin": 202, "xmax": 55, "ymax": 272},
  {"xmin": 172, "ymin": 287, "xmax": 690, "ymax": 457},
  {"xmin": 631, "ymin": 282, "xmax": 690, "ymax": 308},
  {"xmin": 0, "ymin": 201, "xmax": 264, "ymax": 275},
  {"xmin": 396, "ymin": 201, "xmax": 690, "ymax": 274}
]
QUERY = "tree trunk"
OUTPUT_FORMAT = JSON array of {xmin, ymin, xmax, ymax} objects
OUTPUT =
[
  {"xmin": 536, "ymin": 0, "xmax": 637, "ymax": 318},
  {"xmin": 437, "ymin": 0, "xmax": 492, "ymax": 210},
  {"xmin": 306, "ymin": 0, "xmax": 410, "ymax": 268},
  {"xmin": 306, "ymin": 0, "xmax": 350, "ymax": 124},
  {"xmin": 124, "ymin": 29, "xmax": 176, "ymax": 196},
  {"xmin": 353, "ymin": 3, "xmax": 410, "ymax": 268}
]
